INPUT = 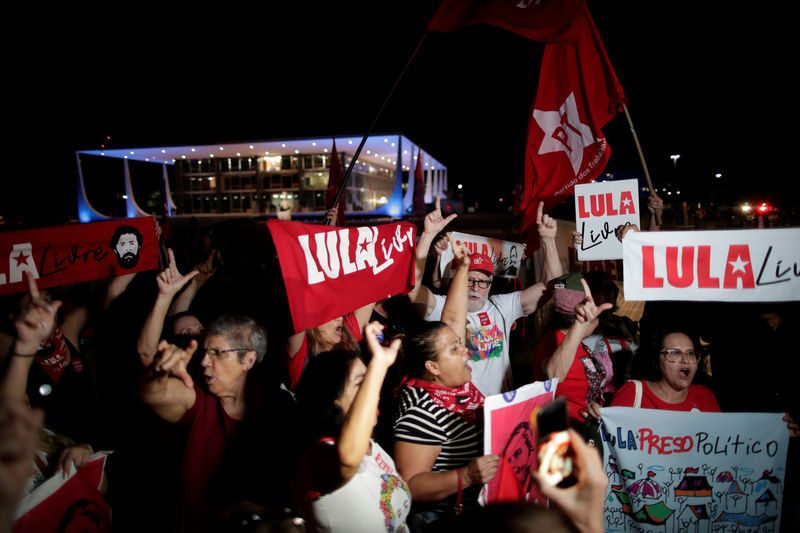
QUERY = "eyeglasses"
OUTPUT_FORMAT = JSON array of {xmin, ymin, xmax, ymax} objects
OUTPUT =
[
  {"xmin": 204, "ymin": 347, "xmax": 250, "ymax": 359},
  {"xmin": 467, "ymin": 278, "xmax": 492, "ymax": 289},
  {"xmin": 659, "ymin": 349, "xmax": 699, "ymax": 364}
]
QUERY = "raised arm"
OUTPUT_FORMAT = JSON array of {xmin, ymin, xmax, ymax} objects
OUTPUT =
[
  {"xmin": 440, "ymin": 235, "xmax": 469, "ymax": 334},
  {"xmin": 544, "ymin": 279, "xmax": 612, "ymax": 382},
  {"xmin": 169, "ymin": 250, "xmax": 217, "ymax": 315},
  {"xmin": 520, "ymin": 202, "xmax": 564, "ymax": 315},
  {"xmin": 407, "ymin": 196, "xmax": 457, "ymax": 317},
  {"xmin": 137, "ymin": 249, "xmax": 198, "ymax": 366},
  {"xmin": 335, "ymin": 323, "xmax": 400, "ymax": 484},
  {"xmin": 137, "ymin": 339, "xmax": 197, "ymax": 423},
  {"xmin": 0, "ymin": 274, "xmax": 62, "ymax": 401}
]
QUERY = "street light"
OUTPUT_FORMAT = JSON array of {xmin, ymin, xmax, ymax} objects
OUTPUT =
[{"xmin": 670, "ymin": 154, "xmax": 680, "ymax": 168}]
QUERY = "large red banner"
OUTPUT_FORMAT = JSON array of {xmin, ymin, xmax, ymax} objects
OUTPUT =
[
  {"xmin": 0, "ymin": 217, "xmax": 158, "ymax": 296},
  {"xmin": 267, "ymin": 219, "xmax": 416, "ymax": 333}
]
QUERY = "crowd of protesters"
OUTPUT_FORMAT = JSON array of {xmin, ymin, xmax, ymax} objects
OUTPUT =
[{"xmin": 0, "ymin": 199, "xmax": 798, "ymax": 533}]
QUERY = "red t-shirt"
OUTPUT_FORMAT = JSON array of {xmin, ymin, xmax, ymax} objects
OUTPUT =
[
  {"xmin": 286, "ymin": 313, "xmax": 362, "ymax": 390},
  {"xmin": 610, "ymin": 381, "xmax": 721, "ymax": 412},
  {"xmin": 178, "ymin": 384, "xmax": 238, "ymax": 531},
  {"xmin": 534, "ymin": 330, "xmax": 606, "ymax": 423}
]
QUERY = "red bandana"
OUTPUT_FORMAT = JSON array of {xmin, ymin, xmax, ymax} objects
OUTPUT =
[
  {"xmin": 404, "ymin": 377, "xmax": 485, "ymax": 425},
  {"xmin": 36, "ymin": 327, "xmax": 70, "ymax": 383}
]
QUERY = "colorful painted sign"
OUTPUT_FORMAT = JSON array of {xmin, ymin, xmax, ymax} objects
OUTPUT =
[
  {"xmin": 440, "ymin": 231, "xmax": 526, "ymax": 279},
  {"xmin": 480, "ymin": 380, "xmax": 557, "ymax": 506},
  {"xmin": 622, "ymin": 228, "xmax": 800, "ymax": 301},
  {"xmin": 601, "ymin": 408, "xmax": 789, "ymax": 532},
  {"xmin": 574, "ymin": 179, "xmax": 640, "ymax": 261}
]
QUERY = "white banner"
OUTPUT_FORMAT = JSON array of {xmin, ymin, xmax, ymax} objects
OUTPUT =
[
  {"xmin": 622, "ymin": 228, "xmax": 800, "ymax": 301},
  {"xmin": 601, "ymin": 408, "xmax": 789, "ymax": 532},
  {"xmin": 440, "ymin": 231, "xmax": 525, "ymax": 279},
  {"xmin": 574, "ymin": 179, "xmax": 640, "ymax": 261}
]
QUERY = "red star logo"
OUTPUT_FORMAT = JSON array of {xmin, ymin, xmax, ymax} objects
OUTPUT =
[{"xmin": 13, "ymin": 251, "xmax": 30, "ymax": 267}]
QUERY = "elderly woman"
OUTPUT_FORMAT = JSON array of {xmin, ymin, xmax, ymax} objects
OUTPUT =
[
  {"xmin": 393, "ymin": 237, "xmax": 499, "ymax": 531},
  {"xmin": 610, "ymin": 328, "xmax": 719, "ymax": 411},
  {"xmin": 138, "ymin": 313, "xmax": 267, "ymax": 532},
  {"xmin": 292, "ymin": 322, "xmax": 410, "ymax": 532}
]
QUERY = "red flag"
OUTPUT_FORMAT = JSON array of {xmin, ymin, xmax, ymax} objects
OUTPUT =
[
  {"xmin": 413, "ymin": 148, "xmax": 426, "ymax": 216},
  {"xmin": 428, "ymin": 0, "xmax": 625, "ymax": 239},
  {"xmin": 0, "ymin": 217, "xmax": 159, "ymax": 296},
  {"xmin": 325, "ymin": 139, "xmax": 347, "ymax": 225},
  {"xmin": 266, "ymin": 219, "xmax": 416, "ymax": 333}
]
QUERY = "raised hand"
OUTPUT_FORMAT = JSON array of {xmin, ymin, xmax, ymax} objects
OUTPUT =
[
  {"xmin": 448, "ymin": 233, "xmax": 471, "ymax": 268},
  {"xmin": 364, "ymin": 322, "xmax": 400, "ymax": 370},
  {"xmin": 14, "ymin": 273, "xmax": 62, "ymax": 348},
  {"xmin": 157, "ymin": 249, "xmax": 199, "ymax": 298},
  {"xmin": 647, "ymin": 193, "xmax": 663, "ymax": 215},
  {"xmin": 154, "ymin": 339, "xmax": 197, "ymax": 389},
  {"xmin": 536, "ymin": 201, "xmax": 557, "ymax": 240},
  {"xmin": 574, "ymin": 279, "xmax": 613, "ymax": 326},
  {"xmin": 423, "ymin": 196, "xmax": 457, "ymax": 237}
]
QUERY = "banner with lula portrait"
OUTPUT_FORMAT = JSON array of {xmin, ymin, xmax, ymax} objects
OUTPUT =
[{"xmin": 600, "ymin": 408, "xmax": 789, "ymax": 532}]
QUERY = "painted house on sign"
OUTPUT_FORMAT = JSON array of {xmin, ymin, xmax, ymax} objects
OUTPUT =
[{"xmin": 674, "ymin": 475, "xmax": 712, "ymax": 498}]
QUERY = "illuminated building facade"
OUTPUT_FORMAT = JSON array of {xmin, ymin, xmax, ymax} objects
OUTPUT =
[{"xmin": 75, "ymin": 134, "xmax": 448, "ymax": 223}]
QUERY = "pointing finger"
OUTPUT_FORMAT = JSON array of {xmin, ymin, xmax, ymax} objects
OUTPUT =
[{"xmin": 536, "ymin": 201, "xmax": 544, "ymax": 224}]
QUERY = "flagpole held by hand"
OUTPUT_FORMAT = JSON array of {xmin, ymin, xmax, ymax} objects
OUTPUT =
[{"xmin": 622, "ymin": 103, "xmax": 661, "ymax": 226}]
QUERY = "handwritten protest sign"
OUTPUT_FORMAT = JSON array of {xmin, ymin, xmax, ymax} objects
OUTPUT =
[
  {"xmin": 601, "ymin": 408, "xmax": 789, "ymax": 532},
  {"xmin": 622, "ymin": 228, "xmax": 800, "ymax": 302},
  {"xmin": 440, "ymin": 231, "xmax": 525, "ymax": 279},
  {"xmin": 13, "ymin": 452, "xmax": 112, "ymax": 532},
  {"xmin": 0, "ymin": 217, "xmax": 158, "ymax": 297},
  {"xmin": 267, "ymin": 219, "xmax": 416, "ymax": 333},
  {"xmin": 574, "ymin": 179, "xmax": 640, "ymax": 261},
  {"xmin": 479, "ymin": 380, "xmax": 556, "ymax": 506}
]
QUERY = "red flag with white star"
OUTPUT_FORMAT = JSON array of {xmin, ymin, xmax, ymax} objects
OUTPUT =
[{"xmin": 428, "ymin": 0, "xmax": 625, "ymax": 240}]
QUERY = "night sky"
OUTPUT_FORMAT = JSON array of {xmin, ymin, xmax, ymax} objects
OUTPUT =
[{"xmin": 5, "ymin": 1, "xmax": 795, "ymax": 226}]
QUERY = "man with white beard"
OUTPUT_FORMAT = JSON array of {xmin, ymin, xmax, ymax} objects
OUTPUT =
[{"xmin": 407, "ymin": 198, "xmax": 563, "ymax": 396}]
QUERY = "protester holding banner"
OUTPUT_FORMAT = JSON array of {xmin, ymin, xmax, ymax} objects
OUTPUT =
[
  {"xmin": 407, "ymin": 198, "xmax": 562, "ymax": 396},
  {"xmin": 285, "ymin": 304, "xmax": 373, "ymax": 391},
  {"xmin": 394, "ymin": 238, "xmax": 500, "ymax": 531},
  {"xmin": 539, "ymin": 273, "xmax": 613, "ymax": 444},
  {"xmin": 137, "ymin": 313, "xmax": 267, "ymax": 532},
  {"xmin": 292, "ymin": 322, "xmax": 410, "ymax": 532}
]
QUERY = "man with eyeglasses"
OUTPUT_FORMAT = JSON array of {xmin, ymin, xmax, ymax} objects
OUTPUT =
[{"xmin": 408, "ymin": 198, "xmax": 563, "ymax": 396}]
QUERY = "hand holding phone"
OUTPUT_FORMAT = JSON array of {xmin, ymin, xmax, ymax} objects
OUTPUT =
[{"xmin": 536, "ymin": 397, "xmax": 577, "ymax": 488}]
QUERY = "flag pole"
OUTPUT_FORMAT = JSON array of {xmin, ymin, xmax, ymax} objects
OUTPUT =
[
  {"xmin": 622, "ymin": 102, "xmax": 661, "ymax": 226},
  {"xmin": 325, "ymin": 31, "xmax": 430, "ymax": 226}
]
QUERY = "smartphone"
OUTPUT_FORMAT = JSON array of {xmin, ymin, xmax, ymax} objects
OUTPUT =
[{"xmin": 536, "ymin": 397, "xmax": 577, "ymax": 488}]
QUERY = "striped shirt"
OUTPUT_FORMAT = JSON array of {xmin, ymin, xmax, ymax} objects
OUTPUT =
[{"xmin": 394, "ymin": 385, "xmax": 482, "ymax": 473}]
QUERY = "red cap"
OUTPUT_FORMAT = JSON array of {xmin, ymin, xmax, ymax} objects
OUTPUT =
[{"xmin": 468, "ymin": 253, "xmax": 494, "ymax": 277}]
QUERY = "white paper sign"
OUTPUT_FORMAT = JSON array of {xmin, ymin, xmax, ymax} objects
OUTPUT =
[
  {"xmin": 439, "ymin": 231, "xmax": 525, "ymax": 279},
  {"xmin": 601, "ymin": 408, "xmax": 789, "ymax": 532},
  {"xmin": 622, "ymin": 228, "xmax": 800, "ymax": 302},
  {"xmin": 574, "ymin": 179, "xmax": 640, "ymax": 261}
]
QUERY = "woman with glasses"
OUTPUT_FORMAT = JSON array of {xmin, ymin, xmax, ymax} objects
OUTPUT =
[
  {"xmin": 138, "ymin": 312, "xmax": 268, "ymax": 532},
  {"xmin": 609, "ymin": 328, "xmax": 719, "ymax": 412}
]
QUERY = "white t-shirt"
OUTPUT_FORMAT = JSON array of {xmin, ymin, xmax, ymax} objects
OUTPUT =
[
  {"xmin": 311, "ymin": 440, "xmax": 411, "ymax": 533},
  {"xmin": 427, "ymin": 292, "xmax": 524, "ymax": 396}
]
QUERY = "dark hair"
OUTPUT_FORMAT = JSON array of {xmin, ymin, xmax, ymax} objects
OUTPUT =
[
  {"xmin": 584, "ymin": 270, "xmax": 619, "ymax": 312},
  {"xmin": 109, "ymin": 224, "xmax": 143, "ymax": 249},
  {"xmin": 633, "ymin": 327, "xmax": 705, "ymax": 382},
  {"xmin": 400, "ymin": 321, "xmax": 449, "ymax": 379},
  {"xmin": 294, "ymin": 349, "xmax": 362, "ymax": 443},
  {"xmin": 206, "ymin": 314, "xmax": 267, "ymax": 364}
]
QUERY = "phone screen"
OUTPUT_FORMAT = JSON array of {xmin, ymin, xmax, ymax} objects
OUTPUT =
[{"xmin": 536, "ymin": 397, "xmax": 576, "ymax": 487}]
